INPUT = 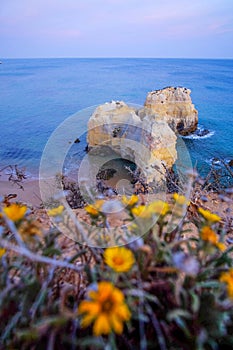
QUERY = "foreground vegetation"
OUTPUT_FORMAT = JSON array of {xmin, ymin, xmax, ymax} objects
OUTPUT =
[{"xmin": 0, "ymin": 178, "xmax": 233, "ymax": 349}]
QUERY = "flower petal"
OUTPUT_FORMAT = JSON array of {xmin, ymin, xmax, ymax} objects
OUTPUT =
[
  {"xmin": 198, "ymin": 208, "xmax": 221, "ymax": 223},
  {"xmin": 110, "ymin": 314, "xmax": 123, "ymax": 334},
  {"xmin": 115, "ymin": 303, "xmax": 131, "ymax": 321},
  {"xmin": 0, "ymin": 248, "xmax": 6, "ymax": 258},
  {"xmin": 93, "ymin": 314, "xmax": 111, "ymax": 336},
  {"xmin": 78, "ymin": 301, "xmax": 100, "ymax": 315},
  {"xmin": 3, "ymin": 203, "xmax": 27, "ymax": 221},
  {"xmin": 111, "ymin": 288, "xmax": 124, "ymax": 303},
  {"xmin": 81, "ymin": 313, "xmax": 96, "ymax": 328},
  {"xmin": 97, "ymin": 282, "xmax": 114, "ymax": 301}
]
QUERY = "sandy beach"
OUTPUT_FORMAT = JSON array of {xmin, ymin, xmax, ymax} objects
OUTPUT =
[{"xmin": 0, "ymin": 179, "xmax": 42, "ymax": 207}]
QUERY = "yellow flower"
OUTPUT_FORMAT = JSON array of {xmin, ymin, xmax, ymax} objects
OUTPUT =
[
  {"xmin": 131, "ymin": 201, "xmax": 169, "ymax": 219},
  {"xmin": 85, "ymin": 200, "xmax": 104, "ymax": 218},
  {"xmin": 131, "ymin": 205, "xmax": 152, "ymax": 219},
  {"xmin": 3, "ymin": 203, "xmax": 27, "ymax": 222},
  {"xmin": 215, "ymin": 242, "xmax": 226, "ymax": 252},
  {"xmin": 47, "ymin": 205, "xmax": 64, "ymax": 216},
  {"xmin": 200, "ymin": 226, "xmax": 226, "ymax": 251},
  {"xmin": 200, "ymin": 226, "xmax": 218, "ymax": 244},
  {"xmin": 173, "ymin": 193, "xmax": 190, "ymax": 206},
  {"xmin": 104, "ymin": 246, "xmax": 135, "ymax": 272},
  {"xmin": 0, "ymin": 248, "xmax": 6, "ymax": 258},
  {"xmin": 149, "ymin": 200, "xmax": 170, "ymax": 216},
  {"xmin": 198, "ymin": 208, "xmax": 221, "ymax": 223},
  {"xmin": 220, "ymin": 269, "xmax": 233, "ymax": 299},
  {"xmin": 122, "ymin": 194, "xmax": 138, "ymax": 208},
  {"xmin": 78, "ymin": 281, "xmax": 131, "ymax": 336}
]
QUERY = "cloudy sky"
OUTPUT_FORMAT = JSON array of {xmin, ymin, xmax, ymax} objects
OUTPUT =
[{"xmin": 1, "ymin": 0, "xmax": 233, "ymax": 58}]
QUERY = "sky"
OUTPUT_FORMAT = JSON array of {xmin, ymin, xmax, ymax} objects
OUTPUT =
[{"xmin": 1, "ymin": 0, "xmax": 233, "ymax": 58}]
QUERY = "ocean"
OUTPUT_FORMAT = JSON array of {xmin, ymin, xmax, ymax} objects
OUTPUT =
[{"xmin": 0, "ymin": 58, "xmax": 233, "ymax": 185}]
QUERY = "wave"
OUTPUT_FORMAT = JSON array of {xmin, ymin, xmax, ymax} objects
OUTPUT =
[
  {"xmin": 182, "ymin": 125, "xmax": 215, "ymax": 140},
  {"xmin": 206, "ymin": 157, "xmax": 233, "ymax": 168}
]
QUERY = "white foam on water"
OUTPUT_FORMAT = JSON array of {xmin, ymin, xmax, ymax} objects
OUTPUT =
[
  {"xmin": 182, "ymin": 125, "xmax": 215, "ymax": 140},
  {"xmin": 205, "ymin": 157, "xmax": 233, "ymax": 168}
]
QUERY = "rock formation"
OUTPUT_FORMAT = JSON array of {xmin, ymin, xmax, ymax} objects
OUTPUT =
[
  {"xmin": 86, "ymin": 87, "xmax": 198, "ymax": 185},
  {"xmin": 144, "ymin": 87, "xmax": 198, "ymax": 135},
  {"xmin": 87, "ymin": 101, "xmax": 177, "ymax": 185}
]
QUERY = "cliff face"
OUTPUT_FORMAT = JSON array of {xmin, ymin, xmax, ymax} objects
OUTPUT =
[
  {"xmin": 87, "ymin": 101, "xmax": 177, "ymax": 185},
  {"xmin": 87, "ymin": 101, "xmax": 141, "ymax": 158},
  {"xmin": 144, "ymin": 87, "xmax": 198, "ymax": 135}
]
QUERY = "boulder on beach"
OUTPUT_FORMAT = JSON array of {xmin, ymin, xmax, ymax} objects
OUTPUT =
[{"xmin": 144, "ymin": 87, "xmax": 198, "ymax": 135}]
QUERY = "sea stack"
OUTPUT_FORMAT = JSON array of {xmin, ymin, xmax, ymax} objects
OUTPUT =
[
  {"xmin": 87, "ymin": 101, "xmax": 177, "ymax": 185},
  {"xmin": 144, "ymin": 87, "xmax": 198, "ymax": 135}
]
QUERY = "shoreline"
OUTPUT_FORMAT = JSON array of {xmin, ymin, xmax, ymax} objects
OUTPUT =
[{"xmin": 0, "ymin": 166, "xmax": 232, "ymax": 224}]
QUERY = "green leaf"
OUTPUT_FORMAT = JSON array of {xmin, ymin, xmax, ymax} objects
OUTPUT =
[
  {"xmin": 167, "ymin": 309, "xmax": 192, "ymax": 322},
  {"xmin": 214, "ymin": 251, "xmax": 233, "ymax": 267},
  {"xmin": 133, "ymin": 312, "xmax": 149, "ymax": 323},
  {"xmin": 77, "ymin": 337, "xmax": 105, "ymax": 348},
  {"xmin": 16, "ymin": 329, "xmax": 39, "ymax": 341},
  {"xmin": 175, "ymin": 317, "xmax": 192, "ymax": 337},
  {"xmin": 84, "ymin": 265, "xmax": 97, "ymax": 283},
  {"xmin": 34, "ymin": 316, "xmax": 68, "ymax": 328},
  {"xmin": 190, "ymin": 291, "xmax": 200, "ymax": 313},
  {"xmin": 196, "ymin": 281, "xmax": 221, "ymax": 289},
  {"xmin": 1, "ymin": 311, "xmax": 21, "ymax": 342},
  {"xmin": 42, "ymin": 247, "xmax": 61, "ymax": 257},
  {"xmin": 144, "ymin": 292, "xmax": 161, "ymax": 306}
]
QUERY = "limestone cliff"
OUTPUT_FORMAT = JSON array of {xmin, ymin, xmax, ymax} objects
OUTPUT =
[
  {"xmin": 87, "ymin": 101, "xmax": 177, "ymax": 185},
  {"xmin": 144, "ymin": 87, "xmax": 198, "ymax": 135}
]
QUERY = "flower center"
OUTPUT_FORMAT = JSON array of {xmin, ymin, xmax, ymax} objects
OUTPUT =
[
  {"xmin": 112, "ymin": 256, "xmax": 124, "ymax": 266},
  {"xmin": 102, "ymin": 300, "xmax": 114, "ymax": 313}
]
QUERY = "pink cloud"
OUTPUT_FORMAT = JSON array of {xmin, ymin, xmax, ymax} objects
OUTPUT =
[{"xmin": 208, "ymin": 21, "xmax": 233, "ymax": 35}]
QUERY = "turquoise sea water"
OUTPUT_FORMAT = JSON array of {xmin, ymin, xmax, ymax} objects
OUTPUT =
[{"xmin": 0, "ymin": 58, "xmax": 233, "ymax": 181}]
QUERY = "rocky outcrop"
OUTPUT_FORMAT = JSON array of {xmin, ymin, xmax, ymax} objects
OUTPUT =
[
  {"xmin": 87, "ymin": 101, "xmax": 177, "ymax": 185},
  {"xmin": 144, "ymin": 87, "xmax": 198, "ymax": 135}
]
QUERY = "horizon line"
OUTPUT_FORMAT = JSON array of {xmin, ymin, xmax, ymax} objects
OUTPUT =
[{"xmin": 1, "ymin": 56, "xmax": 233, "ymax": 60}]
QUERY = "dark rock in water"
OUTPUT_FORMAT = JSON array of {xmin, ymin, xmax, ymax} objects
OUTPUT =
[
  {"xmin": 74, "ymin": 138, "xmax": 80, "ymax": 143},
  {"xmin": 196, "ymin": 128, "xmax": 209, "ymax": 137},
  {"xmin": 228, "ymin": 159, "xmax": 233, "ymax": 167},
  {"xmin": 96, "ymin": 168, "xmax": 117, "ymax": 180},
  {"xmin": 212, "ymin": 157, "xmax": 221, "ymax": 165}
]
